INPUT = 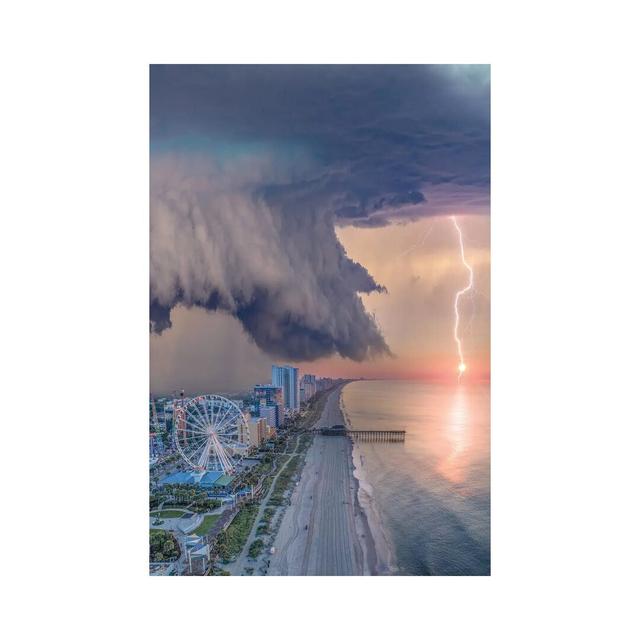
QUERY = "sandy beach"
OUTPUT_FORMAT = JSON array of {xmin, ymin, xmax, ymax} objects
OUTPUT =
[{"xmin": 268, "ymin": 383, "xmax": 394, "ymax": 575}]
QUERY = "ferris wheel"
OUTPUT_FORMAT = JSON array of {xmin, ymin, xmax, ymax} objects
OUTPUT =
[{"xmin": 174, "ymin": 395, "xmax": 248, "ymax": 474}]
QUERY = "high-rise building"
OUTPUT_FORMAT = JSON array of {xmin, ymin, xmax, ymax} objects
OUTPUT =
[
  {"xmin": 271, "ymin": 364, "xmax": 300, "ymax": 412},
  {"xmin": 149, "ymin": 433, "xmax": 156, "ymax": 459},
  {"xmin": 173, "ymin": 400, "xmax": 187, "ymax": 449},
  {"xmin": 254, "ymin": 384, "xmax": 284, "ymax": 427},
  {"xmin": 259, "ymin": 404, "xmax": 277, "ymax": 430},
  {"xmin": 238, "ymin": 411, "xmax": 251, "ymax": 445},
  {"xmin": 301, "ymin": 374, "xmax": 316, "ymax": 403},
  {"xmin": 315, "ymin": 377, "xmax": 336, "ymax": 393},
  {"xmin": 248, "ymin": 417, "xmax": 269, "ymax": 448}
]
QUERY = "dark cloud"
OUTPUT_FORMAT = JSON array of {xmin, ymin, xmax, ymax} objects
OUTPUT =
[
  {"xmin": 150, "ymin": 65, "xmax": 489, "ymax": 361},
  {"xmin": 151, "ymin": 64, "xmax": 489, "ymax": 223},
  {"xmin": 150, "ymin": 152, "xmax": 390, "ymax": 361}
]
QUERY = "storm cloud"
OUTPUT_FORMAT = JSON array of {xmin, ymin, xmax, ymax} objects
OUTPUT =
[
  {"xmin": 150, "ymin": 65, "xmax": 490, "ymax": 361},
  {"xmin": 150, "ymin": 151, "xmax": 390, "ymax": 360}
]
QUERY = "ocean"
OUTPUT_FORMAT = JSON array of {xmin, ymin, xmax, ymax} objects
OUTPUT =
[{"xmin": 342, "ymin": 379, "xmax": 490, "ymax": 576}]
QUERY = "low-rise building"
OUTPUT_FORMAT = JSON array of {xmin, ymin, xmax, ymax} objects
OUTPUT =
[
  {"xmin": 159, "ymin": 470, "xmax": 234, "ymax": 491},
  {"xmin": 184, "ymin": 534, "xmax": 210, "ymax": 575}
]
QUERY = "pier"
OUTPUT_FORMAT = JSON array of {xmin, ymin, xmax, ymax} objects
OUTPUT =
[
  {"xmin": 317, "ymin": 425, "xmax": 405, "ymax": 442},
  {"xmin": 348, "ymin": 430, "xmax": 405, "ymax": 442}
]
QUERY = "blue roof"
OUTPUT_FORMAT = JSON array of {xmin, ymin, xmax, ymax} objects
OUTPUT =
[
  {"xmin": 160, "ymin": 470, "xmax": 233, "ymax": 488},
  {"xmin": 199, "ymin": 471, "xmax": 223, "ymax": 487},
  {"xmin": 160, "ymin": 471, "xmax": 197, "ymax": 486}
]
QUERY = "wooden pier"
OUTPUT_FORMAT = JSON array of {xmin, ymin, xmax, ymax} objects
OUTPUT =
[
  {"xmin": 348, "ymin": 429, "xmax": 405, "ymax": 442},
  {"xmin": 317, "ymin": 425, "xmax": 405, "ymax": 442}
]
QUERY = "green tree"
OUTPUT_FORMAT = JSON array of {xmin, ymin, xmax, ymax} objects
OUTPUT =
[{"xmin": 163, "ymin": 540, "xmax": 175, "ymax": 555}]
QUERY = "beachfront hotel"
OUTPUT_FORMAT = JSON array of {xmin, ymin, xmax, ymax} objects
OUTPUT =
[{"xmin": 271, "ymin": 364, "xmax": 300, "ymax": 412}]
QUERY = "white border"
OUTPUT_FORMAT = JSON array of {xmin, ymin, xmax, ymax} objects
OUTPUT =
[{"xmin": 2, "ymin": 1, "xmax": 639, "ymax": 638}]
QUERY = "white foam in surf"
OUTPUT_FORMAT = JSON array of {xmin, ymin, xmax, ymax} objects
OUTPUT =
[{"xmin": 340, "ymin": 386, "xmax": 398, "ymax": 575}]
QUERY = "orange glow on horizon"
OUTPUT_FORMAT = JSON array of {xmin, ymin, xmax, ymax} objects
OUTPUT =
[{"xmin": 306, "ymin": 350, "xmax": 489, "ymax": 383}]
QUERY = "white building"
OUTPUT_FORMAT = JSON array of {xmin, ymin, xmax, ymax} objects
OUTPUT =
[{"xmin": 271, "ymin": 364, "xmax": 300, "ymax": 412}]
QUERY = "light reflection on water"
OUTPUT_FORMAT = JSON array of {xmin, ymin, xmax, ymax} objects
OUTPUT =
[
  {"xmin": 436, "ymin": 387, "xmax": 471, "ymax": 485},
  {"xmin": 343, "ymin": 379, "xmax": 490, "ymax": 576}
]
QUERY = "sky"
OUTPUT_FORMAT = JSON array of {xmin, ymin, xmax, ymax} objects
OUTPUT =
[{"xmin": 150, "ymin": 65, "xmax": 490, "ymax": 395}]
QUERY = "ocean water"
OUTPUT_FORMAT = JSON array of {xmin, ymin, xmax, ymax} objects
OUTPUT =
[{"xmin": 342, "ymin": 380, "xmax": 490, "ymax": 576}]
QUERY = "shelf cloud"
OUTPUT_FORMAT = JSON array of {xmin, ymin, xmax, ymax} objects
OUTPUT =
[{"xmin": 150, "ymin": 151, "xmax": 390, "ymax": 361}]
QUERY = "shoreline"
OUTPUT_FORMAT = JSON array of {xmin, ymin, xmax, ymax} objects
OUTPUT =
[
  {"xmin": 339, "ymin": 384, "xmax": 398, "ymax": 575},
  {"xmin": 266, "ymin": 382, "xmax": 397, "ymax": 575}
]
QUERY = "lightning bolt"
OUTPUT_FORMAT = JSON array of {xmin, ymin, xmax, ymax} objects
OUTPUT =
[{"xmin": 451, "ymin": 215, "xmax": 474, "ymax": 381}]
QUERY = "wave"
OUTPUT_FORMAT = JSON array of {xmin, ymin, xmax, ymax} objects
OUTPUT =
[{"xmin": 340, "ymin": 385, "xmax": 398, "ymax": 575}]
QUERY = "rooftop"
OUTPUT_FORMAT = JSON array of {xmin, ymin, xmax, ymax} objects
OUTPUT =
[
  {"xmin": 159, "ymin": 470, "xmax": 234, "ymax": 489},
  {"xmin": 214, "ymin": 474, "xmax": 233, "ymax": 487},
  {"xmin": 199, "ymin": 471, "xmax": 223, "ymax": 487},
  {"xmin": 159, "ymin": 471, "xmax": 196, "ymax": 486}
]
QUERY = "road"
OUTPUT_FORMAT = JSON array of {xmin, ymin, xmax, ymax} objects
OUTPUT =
[{"xmin": 268, "ymin": 384, "xmax": 370, "ymax": 575}]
